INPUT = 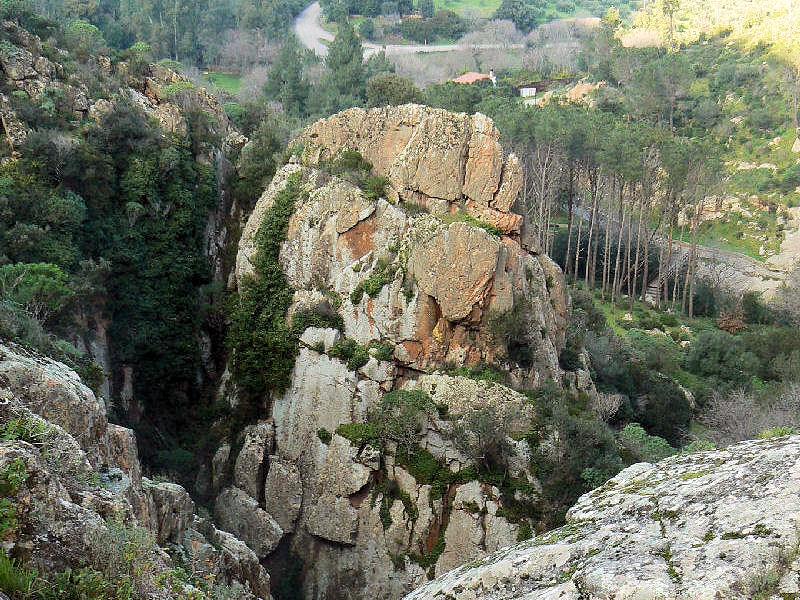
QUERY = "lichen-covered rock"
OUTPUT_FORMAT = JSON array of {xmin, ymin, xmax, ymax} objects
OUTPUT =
[
  {"xmin": 0, "ymin": 343, "xmax": 270, "ymax": 599},
  {"xmin": 233, "ymin": 420, "xmax": 273, "ymax": 499},
  {"xmin": 237, "ymin": 163, "xmax": 566, "ymax": 385},
  {"xmin": 263, "ymin": 456, "xmax": 303, "ymax": 532},
  {"xmin": 405, "ymin": 436, "xmax": 800, "ymax": 600},
  {"xmin": 0, "ymin": 344, "xmax": 113, "ymax": 469},
  {"xmin": 0, "ymin": 39, "xmax": 36, "ymax": 79},
  {"xmin": 223, "ymin": 106, "xmax": 567, "ymax": 600},
  {"xmin": 142, "ymin": 478, "xmax": 195, "ymax": 545},
  {"xmin": 295, "ymin": 105, "xmax": 523, "ymax": 234},
  {"xmin": 436, "ymin": 482, "xmax": 519, "ymax": 577},
  {"xmin": 214, "ymin": 486, "xmax": 284, "ymax": 559}
]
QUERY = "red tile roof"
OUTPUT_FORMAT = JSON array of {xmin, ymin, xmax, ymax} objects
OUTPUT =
[{"xmin": 452, "ymin": 72, "xmax": 491, "ymax": 85}]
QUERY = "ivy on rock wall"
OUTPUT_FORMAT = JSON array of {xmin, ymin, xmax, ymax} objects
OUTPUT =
[{"xmin": 226, "ymin": 173, "xmax": 307, "ymax": 412}]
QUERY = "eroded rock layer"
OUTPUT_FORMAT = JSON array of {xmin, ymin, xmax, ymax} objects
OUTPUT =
[
  {"xmin": 295, "ymin": 105, "xmax": 524, "ymax": 234},
  {"xmin": 405, "ymin": 436, "xmax": 800, "ymax": 600}
]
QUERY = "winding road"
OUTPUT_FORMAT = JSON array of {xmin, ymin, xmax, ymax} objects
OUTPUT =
[{"xmin": 293, "ymin": 1, "xmax": 518, "ymax": 57}]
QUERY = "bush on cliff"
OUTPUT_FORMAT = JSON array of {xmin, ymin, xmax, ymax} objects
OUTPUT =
[{"xmin": 226, "ymin": 173, "xmax": 304, "ymax": 403}]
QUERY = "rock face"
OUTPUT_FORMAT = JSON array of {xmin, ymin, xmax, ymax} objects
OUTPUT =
[
  {"xmin": 0, "ymin": 20, "xmax": 91, "ymax": 150},
  {"xmin": 0, "ymin": 343, "xmax": 270, "ymax": 599},
  {"xmin": 221, "ymin": 106, "xmax": 571, "ymax": 599},
  {"xmin": 295, "ymin": 105, "xmax": 524, "ymax": 234},
  {"xmin": 405, "ymin": 435, "xmax": 800, "ymax": 600},
  {"xmin": 236, "ymin": 163, "xmax": 566, "ymax": 385}
]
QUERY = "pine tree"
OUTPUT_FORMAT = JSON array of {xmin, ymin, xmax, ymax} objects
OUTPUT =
[
  {"xmin": 264, "ymin": 35, "xmax": 310, "ymax": 117},
  {"xmin": 325, "ymin": 19, "xmax": 364, "ymax": 98},
  {"xmin": 310, "ymin": 19, "xmax": 366, "ymax": 114}
]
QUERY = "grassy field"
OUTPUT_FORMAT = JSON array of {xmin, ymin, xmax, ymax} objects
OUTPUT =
[
  {"xmin": 435, "ymin": 0, "xmax": 500, "ymax": 17},
  {"xmin": 204, "ymin": 72, "xmax": 242, "ymax": 95}
]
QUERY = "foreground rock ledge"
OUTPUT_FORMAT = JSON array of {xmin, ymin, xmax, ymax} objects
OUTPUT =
[{"xmin": 405, "ymin": 436, "xmax": 800, "ymax": 600}]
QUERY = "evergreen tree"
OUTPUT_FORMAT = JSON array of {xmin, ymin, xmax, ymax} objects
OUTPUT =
[
  {"xmin": 264, "ymin": 36, "xmax": 310, "ymax": 117},
  {"xmin": 311, "ymin": 19, "xmax": 365, "ymax": 114},
  {"xmin": 493, "ymin": 0, "xmax": 542, "ymax": 33}
]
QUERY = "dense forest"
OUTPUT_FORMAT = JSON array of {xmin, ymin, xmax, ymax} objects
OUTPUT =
[{"xmin": 24, "ymin": 0, "xmax": 307, "ymax": 63}]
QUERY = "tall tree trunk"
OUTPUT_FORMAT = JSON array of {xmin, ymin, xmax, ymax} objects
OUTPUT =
[
  {"xmin": 623, "ymin": 192, "xmax": 634, "ymax": 300},
  {"xmin": 584, "ymin": 169, "xmax": 599, "ymax": 287},
  {"xmin": 685, "ymin": 198, "xmax": 704, "ymax": 317},
  {"xmin": 574, "ymin": 197, "xmax": 584, "ymax": 283},
  {"xmin": 611, "ymin": 199, "xmax": 627, "ymax": 304},
  {"xmin": 631, "ymin": 192, "xmax": 646, "ymax": 310},
  {"xmin": 663, "ymin": 197, "xmax": 676, "ymax": 306},
  {"xmin": 564, "ymin": 164, "xmax": 575, "ymax": 276}
]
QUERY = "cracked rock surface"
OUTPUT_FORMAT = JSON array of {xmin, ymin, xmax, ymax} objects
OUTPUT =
[
  {"xmin": 220, "ymin": 106, "xmax": 573, "ymax": 599},
  {"xmin": 405, "ymin": 435, "xmax": 800, "ymax": 600},
  {"xmin": 0, "ymin": 343, "xmax": 270, "ymax": 599}
]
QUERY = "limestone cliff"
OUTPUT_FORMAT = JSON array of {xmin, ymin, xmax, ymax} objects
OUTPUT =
[
  {"xmin": 220, "ymin": 105, "xmax": 571, "ymax": 599},
  {"xmin": 405, "ymin": 435, "xmax": 800, "ymax": 600},
  {"xmin": 0, "ymin": 343, "xmax": 270, "ymax": 599}
]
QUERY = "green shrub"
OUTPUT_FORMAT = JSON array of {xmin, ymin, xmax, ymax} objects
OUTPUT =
[
  {"xmin": 686, "ymin": 330, "xmax": 761, "ymax": 386},
  {"xmin": 326, "ymin": 150, "xmax": 373, "ymax": 175},
  {"xmin": 409, "ymin": 533, "xmax": 445, "ymax": 571},
  {"xmin": 450, "ymin": 405, "xmax": 525, "ymax": 474},
  {"xmin": 369, "ymin": 341, "xmax": 394, "ymax": 362},
  {"xmin": 1, "ymin": 416, "xmax": 50, "ymax": 444},
  {"xmin": 758, "ymin": 426, "xmax": 797, "ymax": 439},
  {"xmin": 363, "ymin": 175, "xmax": 389, "ymax": 201},
  {"xmin": 317, "ymin": 428, "xmax": 332, "ymax": 444},
  {"xmin": 618, "ymin": 423, "xmax": 677, "ymax": 463},
  {"xmin": 449, "ymin": 364, "xmax": 505, "ymax": 383},
  {"xmin": 350, "ymin": 261, "xmax": 396, "ymax": 304},
  {"xmin": 40, "ymin": 567, "xmax": 116, "ymax": 600},
  {"xmin": 443, "ymin": 212, "xmax": 503, "ymax": 236},
  {"xmin": 0, "ymin": 458, "xmax": 28, "ymax": 496},
  {"xmin": 0, "ymin": 552, "xmax": 37, "ymax": 598},
  {"xmin": 682, "ymin": 439, "xmax": 716, "ymax": 453},
  {"xmin": 0, "ymin": 262, "xmax": 74, "ymax": 324},
  {"xmin": 369, "ymin": 390, "xmax": 436, "ymax": 454},
  {"xmin": 489, "ymin": 301, "xmax": 534, "ymax": 368},
  {"xmin": 328, "ymin": 338, "xmax": 370, "ymax": 371},
  {"xmin": 0, "ymin": 498, "xmax": 19, "ymax": 541},
  {"xmin": 335, "ymin": 422, "xmax": 379, "ymax": 446},
  {"xmin": 291, "ymin": 307, "xmax": 344, "ymax": 333},
  {"xmin": 227, "ymin": 174, "xmax": 304, "ymax": 401},
  {"xmin": 161, "ymin": 81, "xmax": 196, "ymax": 98},
  {"xmin": 634, "ymin": 375, "xmax": 691, "ymax": 445}
]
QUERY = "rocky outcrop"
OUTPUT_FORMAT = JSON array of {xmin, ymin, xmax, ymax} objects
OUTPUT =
[
  {"xmin": 406, "ymin": 435, "xmax": 800, "ymax": 600},
  {"xmin": 0, "ymin": 20, "xmax": 90, "ymax": 149},
  {"xmin": 295, "ymin": 105, "xmax": 524, "ymax": 234},
  {"xmin": 236, "ymin": 163, "xmax": 566, "ymax": 385},
  {"xmin": 222, "ymin": 106, "xmax": 571, "ymax": 599},
  {"xmin": 0, "ymin": 343, "xmax": 270, "ymax": 599}
]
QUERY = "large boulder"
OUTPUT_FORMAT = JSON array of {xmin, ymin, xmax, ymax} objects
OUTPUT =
[
  {"xmin": 405, "ymin": 435, "xmax": 800, "ymax": 600},
  {"xmin": 214, "ymin": 486, "xmax": 284, "ymax": 559},
  {"xmin": 236, "ymin": 163, "xmax": 566, "ymax": 387}
]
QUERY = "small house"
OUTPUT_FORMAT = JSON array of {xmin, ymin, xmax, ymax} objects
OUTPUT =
[{"xmin": 452, "ymin": 69, "xmax": 497, "ymax": 87}]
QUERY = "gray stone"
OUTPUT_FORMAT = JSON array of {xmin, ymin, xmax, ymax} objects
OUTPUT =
[
  {"xmin": 406, "ymin": 436, "xmax": 800, "ymax": 600},
  {"xmin": 215, "ymin": 487, "xmax": 284, "ymax": 558},
  {"xmin": 263, "ymin": 455, "xmax": 303, "ymax": 533},
  {"xmin": 234, "ymin": 420, "xmax": 273, "ymax": 499}
]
